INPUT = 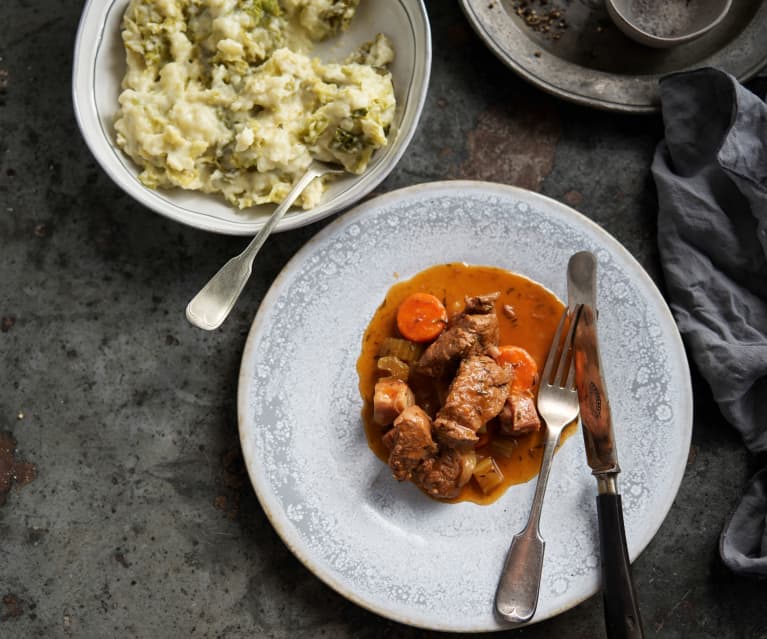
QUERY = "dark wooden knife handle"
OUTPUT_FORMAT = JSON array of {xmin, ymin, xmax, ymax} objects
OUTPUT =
[{"xmin": 597, "ymin": 493, "xmax": 645, "ymax": 639}]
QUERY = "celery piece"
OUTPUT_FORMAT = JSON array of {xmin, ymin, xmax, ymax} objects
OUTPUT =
[
  {"xmin": 490, "ymin": 437, "xmax": 519, "ymax": 458},
  {"xmin": 473, "ymin": 457, "xmax": 504, "ymax": 495},
  {"xmin": 376, "ymin": 356, "xmax": 409, "ymax": 382},
  {"xmin": 379, "ymin": 337, "xmax": 423, "ymax": 364}
]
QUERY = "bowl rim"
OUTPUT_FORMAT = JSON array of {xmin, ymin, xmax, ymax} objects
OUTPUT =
[
  {"xmin": 71, "ymin": 0, "xmax": 432, "ymax": 236},
  {"xmin": 606, "ymin": 0, "xmax": 734, "ymax": 46}
]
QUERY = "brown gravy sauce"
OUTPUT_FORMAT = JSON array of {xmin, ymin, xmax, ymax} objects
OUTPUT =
[{"xmin": 356, "ymin": 263, "xmax": 577, "ymax": 505}]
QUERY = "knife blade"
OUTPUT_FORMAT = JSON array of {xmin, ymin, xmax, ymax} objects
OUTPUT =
[
  {"xmin": 567, "ymin": 251, "xmax": 620, "ymax": 478},
  {"xmin": 567, "ymin": 251, "xmax": 645, "ymax": 639}
]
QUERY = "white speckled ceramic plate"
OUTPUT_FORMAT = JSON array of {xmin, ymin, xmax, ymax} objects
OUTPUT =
[
  {"xmin": 72, "ymin": 0, "xmax": 430, "ymax": 235},
  {"xmin": 237, "ymin": 181, "xmax": 692, "ymax": 631}
]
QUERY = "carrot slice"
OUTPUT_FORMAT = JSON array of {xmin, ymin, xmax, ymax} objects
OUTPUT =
[
  {"xmin": 396, "ymin": 293, "xmax": 448, "ymax": 343},
  {"xmin": 494, "ymin": 345, "xmax": 539, "ymax": 391}
]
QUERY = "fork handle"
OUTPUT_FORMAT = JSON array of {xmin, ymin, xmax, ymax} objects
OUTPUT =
[
  {"xmin": 495, "ymin": 528, "xmax": 545, "ymax": 623},
  {"xmin": 495, "ymin": 425, "xmax": 562, "ymax": 623},
  {"xmin": 597, "ymin": 493, "xmax": 645, "ymax": 639}
]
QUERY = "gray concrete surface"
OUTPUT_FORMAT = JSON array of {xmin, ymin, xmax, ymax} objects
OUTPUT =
[{"xmin": 2, "ymin": 1, "xmax": 766, "ymax": 637}]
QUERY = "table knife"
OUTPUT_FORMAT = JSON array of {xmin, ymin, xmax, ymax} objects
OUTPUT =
[{"xmin": 567, "ymin": 251, "xmax": 645, "ymax": 639}]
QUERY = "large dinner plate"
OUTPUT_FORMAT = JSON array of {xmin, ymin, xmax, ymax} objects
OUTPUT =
[
  {"xmin": 237, "ymin": 181, "xmax": 692, "ymax": 631},
  {"xmin": 461, "ymin": 0, "xmax": 767, "ymax": 113}
]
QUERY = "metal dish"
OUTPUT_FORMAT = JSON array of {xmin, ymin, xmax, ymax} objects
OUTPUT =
[
  {"xmin": 72, "ymin": 0, "xmax": 431, "ymax": 235},
  {"xmin": 605, "ymin": 0, "xmax": 733, "ymax": 48},
  {"xmin": 460, "ymin": 0, "xmax": 766, "ymax": 113}
]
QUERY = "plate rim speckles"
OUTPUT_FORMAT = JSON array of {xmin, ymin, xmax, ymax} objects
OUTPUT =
[{"xmin": 237, "ymin": 180, "xmax": 693, "ymax": 631}]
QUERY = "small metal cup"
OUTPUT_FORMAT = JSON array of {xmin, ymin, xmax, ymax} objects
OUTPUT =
[{"xmin": 605, "ymin": 0, "xmax": 732, "ymax": 48}]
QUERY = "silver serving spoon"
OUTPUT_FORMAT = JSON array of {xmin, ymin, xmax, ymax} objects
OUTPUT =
[{"xmin": 186, "ymin": 160, "xmax": 345, "ymax": 330}]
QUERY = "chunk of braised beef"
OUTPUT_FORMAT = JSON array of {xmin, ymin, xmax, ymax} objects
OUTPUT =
[
  {"xmin": 464, "ymin": 293, "xmax": 499, "ymax": 314},
  {"xmin": 411, "ymin": 448, "xmax": 473, "ymax": 500},
  {"xmin": 433, "ymin": 355, "xmax": 512, "ymax": 449},
  {"xmin": 416, "ymin": 293, "xmax": 500, "ymax": 378},
  {"xmin": 498, "ymin": 390, "xmax": 542, "ymax": 436},
  {"xmin": 408, "ymin": 370, "xmax": 444, "ymax": 419},
  {"xmin": 384, "ymin": 405, "xmax": 438, "ymax": 481}
]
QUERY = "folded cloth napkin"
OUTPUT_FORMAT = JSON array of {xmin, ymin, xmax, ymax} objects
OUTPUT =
[{"xmin": 652, "ymin": 67, "xmax": 767, "ymax": 577}]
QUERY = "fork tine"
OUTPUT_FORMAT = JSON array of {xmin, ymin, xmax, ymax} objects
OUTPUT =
[
  {"xmin": 541, "ymin": 309, "xmax": 567, "ymax": 386},
  {"xmin": 555, "ymin": 305, "xmax": 580, "ymax": 387},
  {"xmin": 565, "ymin": 354, "xmax": 576, "ymax": 389},
  {"xmin": 563, "ymin": 305, "xmax": 582, "ymax": 389},
  {"xmin": 554, "ymin": 310, "xmax": 575, "ymax": 386}
]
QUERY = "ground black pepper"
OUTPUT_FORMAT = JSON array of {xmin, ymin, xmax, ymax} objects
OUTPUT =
[{"xmin": 510, "ymin": 0, "xmax": 570, "ymax": 39}]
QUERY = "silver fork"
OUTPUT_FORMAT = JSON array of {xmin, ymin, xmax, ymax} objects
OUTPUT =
[{"xmin": 495, "ymin": 306, "xmax": 582, "ymax": 624}]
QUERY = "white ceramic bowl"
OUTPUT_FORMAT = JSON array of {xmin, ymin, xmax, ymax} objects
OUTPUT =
[{"xmin": 72, "ymin": 0, "xmax": 431, "ymax": 235}]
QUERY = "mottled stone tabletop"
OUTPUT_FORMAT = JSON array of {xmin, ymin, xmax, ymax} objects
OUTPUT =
[{"xmin": 2, "ymin": 1, "xmax": 766, "ymax": 638}]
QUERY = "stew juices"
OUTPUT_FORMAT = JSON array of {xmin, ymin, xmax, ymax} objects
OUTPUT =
[{"xmin": 357, "ymin": 263, "xmax": 577, "ymax": 504}]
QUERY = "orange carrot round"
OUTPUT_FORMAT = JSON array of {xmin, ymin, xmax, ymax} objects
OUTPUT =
[
  {"xmin": 396, "ymin": 293, "xmax": 448, "ymax": 343},
  {"xmin": 494, "ymin": 345, "xmax": 539, "ymax": 391}
]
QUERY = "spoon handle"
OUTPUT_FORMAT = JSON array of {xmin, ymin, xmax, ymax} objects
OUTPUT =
[{"xmin": 185, "ymin": 164, "xmax": 328, "ymax": 331}]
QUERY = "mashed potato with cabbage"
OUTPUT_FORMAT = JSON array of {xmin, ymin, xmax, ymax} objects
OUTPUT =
[{"xmin": 114, "ymin": 0, "xmax": 396, "ymax": 209}]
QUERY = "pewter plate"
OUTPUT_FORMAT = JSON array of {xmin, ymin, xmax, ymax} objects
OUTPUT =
[
  {"xmin": 461, "ymin": 0, "xmax": 767, "ymax": 113},
  {"xmin": 237, "ymin": 181, "xmax": 693, "ymax": 631},
  {"xmin": 72, "ymin": 0, "xmax": 430, "ymax": 235}
]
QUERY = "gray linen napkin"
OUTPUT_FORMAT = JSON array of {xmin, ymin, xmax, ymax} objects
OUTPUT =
[{"xmin": 652, "ymin": 67, "xmax": 767, "ymax": 577}]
